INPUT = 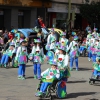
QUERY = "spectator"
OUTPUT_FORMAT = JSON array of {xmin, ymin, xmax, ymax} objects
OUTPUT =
[
  {"xmin": 3, "ymin": 30, "xmax": 8, "ymax": 44},
  {"xmin": 85, "ymin": 25, "xmax": 91, "ymax": 33},
  {"xmin": 38, "ymin": 17, "xmax": 46, "ymax": 28},
  {"xmin": 35, "ymin": 16, "xmax": 41, "ymax": 28},
  {"xmin": 8, "ymin": 32, "xmax": 14, "ymax": 41}
]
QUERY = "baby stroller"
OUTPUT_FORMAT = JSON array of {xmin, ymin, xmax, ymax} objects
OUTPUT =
[{"xmin": 36, "ymin": 78, "xmax": 67, "ymax": 100}]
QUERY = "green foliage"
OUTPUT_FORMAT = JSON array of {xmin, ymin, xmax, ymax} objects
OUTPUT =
[{"xmin": 80, "ymin": 2, "xmax": 100, "ymax": 28}]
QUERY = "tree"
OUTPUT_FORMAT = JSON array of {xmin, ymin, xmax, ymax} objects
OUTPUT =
[{"xmin": 80, "ymin": 2, "xmax": 100, "ymax": 29}]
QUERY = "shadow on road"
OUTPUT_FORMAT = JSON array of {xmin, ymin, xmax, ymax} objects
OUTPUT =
[
  {"xmin": 94, "ymin": 84, "xmax": 100, "ymax": 86},
  {"xmin": 68, "ymin": 80, "xmax": 87, "ymax": 83},
  {"xmin": 79, "ymin": 68, "xmax": 92, "ymax": 71},
  {"xmin": 67, "ymin": 92, "xmax": 96, "ymax": 99},
  {"xmin": 25, "ymin": 76, "xmax": 34, "ymax": 79}
]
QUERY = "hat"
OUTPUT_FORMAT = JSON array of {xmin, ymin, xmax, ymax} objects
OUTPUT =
[
  {"xmin": 56, "ymin": 42, "xmax": 60, "ymax": 47},
  {"xmin": 50, "ymin": 28, "xmax": 54, "ymax": 32},
  {"xmin": 95, "ymin": 37, "xmax": 99, "ymax": 40},
  {"xmin": 49, "ymin": 61, "xmax": 57, "ymax": 66},
  {"xmin": 72, "ymin": 32, "xmax": 76, "ymax": 36},
  {"xmin": 74, "ymin": 36, "xmax": 78, "ymax": 40},
  {"xmin": 88, "ymin": 31, "xmax": 91, "ymax": 34},
  {"xmin": 60, "ymin": 32, "xmax": 66, "ymax": 36},
  {"xmin": 58, "ymin": 45, "xmax": 66, "ymax": 52},
  {"xmin": 20, "ymin": 39, "xmax": 26, "ymax": 44},
  {"xmin": 11, "ymin": 29, "xmax": 17, "ymax": 33},
  {"xmin": 34, "ymin": 39, "xmax": 41, "ymax": 43}
]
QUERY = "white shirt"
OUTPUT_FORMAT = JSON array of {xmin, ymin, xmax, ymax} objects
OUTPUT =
[
  {"xmin": 16, "ymin": 46, "xmax": 27, "ymax": 58},
  {"xmin": 68, "ymin": 41, "xmax": 79, "ymax": 52},
  {"xmin": 31, "ymin": 46, "xmax": 44, "ymax": 57},
  {"xmin": 47, "ymin": 34, "xmax": 56, "ymax": 45},
  {"xmin": 55, "ymin": 54, "xmax": 69, "ymax": 68}
]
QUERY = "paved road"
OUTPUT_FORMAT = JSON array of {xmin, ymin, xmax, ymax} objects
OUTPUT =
[{"xmin": 0, "ymin": 57, "xmax": 100, "ymax": 100}]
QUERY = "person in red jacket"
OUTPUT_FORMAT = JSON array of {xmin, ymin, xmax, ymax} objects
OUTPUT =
[
  {"xmin": 38, "ymin": 17, "xmax": 46, "ymax": 28},
  {"xmin": 8, "ymin": 32, "xmax": 14, "ymax": 41}
]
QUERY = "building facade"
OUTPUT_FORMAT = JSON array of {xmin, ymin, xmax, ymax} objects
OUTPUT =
[
  {"xmin": 0, "ymin": 0, "xmax": 52, "ymax": 30},
  {"xmin": 47, "ymin": 0, "xmax": 100, "ymax": 30}
]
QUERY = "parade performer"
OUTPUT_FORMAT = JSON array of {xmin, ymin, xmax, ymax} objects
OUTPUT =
[
  {"xmin": 37, "ymin": 28, "xmax": 44, "ymax": 42},
  {"xmin": 16, "ymin": 39, "xmax": 28, "ymax": 80},
  {"xmin": 0, "ymin": 43, "xmax": 15, "ymax": 67},
  {"xmin": 86, "ymin": 34, "xmax": 91, "ymax": 61},
  {"xmin": 59, "ymin": 32, "xmax": 69, "ymax": 48},
  {"xmin": 91, "ymin": 38, "xmax": 99, "ymax": 62},
  {"xmin": 79, "ymin": 38, "xmax": 87, "ymax": 54},
  {"xmin": 47, "ymin": 28, "xmax": 56, "ymax": 45},
  {"xmin": 55, "ymin": 45, "xmax": 70, "ymax": 81},
  {"xmin": 30, "ymin": 39, "xmax": 45, "ymax": 79},
  {"xmin": 92, "ymin": 28, "xmax": 99, "ymax": 38},
  {"xmin": 55, "ymin": 42, "xmax": 60, "ymax": 57},
  {"xmin": 46, "ymin": 36, "xmax": 56, "ymax": 51},
  {"xmin": 35, "ymin": 61, "xmax": 60, "ymax": 96},
  {"xmin": 68, "ymin": 36, "xmax": 80, "ymax": 71},
  {"xmin": 92, "ymin": 57, "xmax": 100, "ymax": 79}
]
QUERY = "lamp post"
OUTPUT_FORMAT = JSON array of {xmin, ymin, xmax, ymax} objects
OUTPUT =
[{"xmin": 67, "ymin": 0, "xmax": 71, "ymax": 31}]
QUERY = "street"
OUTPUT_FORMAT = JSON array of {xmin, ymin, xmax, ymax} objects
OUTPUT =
[{"xmin": 0, "ymin": 57, "xmax": 100, "ymax": 100}]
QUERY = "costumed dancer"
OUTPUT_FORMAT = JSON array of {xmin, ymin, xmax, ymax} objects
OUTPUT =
[
  {"xmin": 47, "ymin": 28, "xmax": 56, "ymax": 45},
  {"xmin": 30, "ymin": 39, "xmax": 45, "ymax": 79},
  {"xmin": 59, "ymin": 32, "xmax": 69, "ymax": 48},
  {"xmin": 15, "ymin": 39, "xmax": 28, "ymax": 80},
  {"xmin": 92, "ymin": 57, "xmax": 100, "ymax": 79},
  {"xmin": 35, "ymin": 61, "xmax": 60, "ymax": 96},
  {"xmin": 55, "ymin": 45, "xmax": 70, "ymax": 81},
  {"xmin": 92, "ymin": 28, "xmax": 99, "ymax": 38},
  {"xmin": 68, "ymin": 36, "xmax": 80, "ymax": 71},
  {"xmin": 86, "ymin": 34, "xmax": 92, "ymax": 61},
  {"xmin": 45, "ymin": 37, "xmax": 56, "ymax": 63},
  {"xmin": 55, "ymin": 42, "xmax": 60, "ymax": 58},
  {"xmin": 0, "ymin": 43, "xmax": 15, "ymax": 67},
  {"xmin": 89, "ymin": 34, "xmax": 96, "ymax": 61},
  {"xmin": 92, "ymin": 37, "xmax": 99, "ymax": 62}
]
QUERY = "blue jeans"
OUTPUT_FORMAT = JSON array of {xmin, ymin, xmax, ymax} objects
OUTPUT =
[
  {"xmin": 70, "ymin": 57, "xmax": 78, "ymax": 69},
  {"xmin": 33, "ymin": 63, "xmax": 41, "ymax": 78},
  {"xmin": 94, "ymin": 70, "xmax": 97, "ymax": 76},
  {"xmin": 18, "ymin": 64, "xmax": 26, "ymax": 76},
  {"xmin": 40, "ymin": 82, "xmax": 52, "ymax": 92},
  {"xmin": 88, "ymin": 52, "xmax": 92, "ymax": 59},
  {"xmin": 94, "ymin": 69, "xmax": 100, "ymax": 76},
  {"xmin": 92, "ymin": 54, "xmax": 96, "ymax": 62},
  {"xmin": 0, "ymin": 54, "xmax": 9, "ymax": 65},
  {"xmin": 79, "ymin": 46, "xmax": 85, "ymax": 53}
]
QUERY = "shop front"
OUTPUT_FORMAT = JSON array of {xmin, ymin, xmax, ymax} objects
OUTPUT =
[
  {"xmin": 0, "ymin": 0, "xmax": 52, "ymax": 30},
  {"xmin": 48, "ymin": 3, "xmax": 68, "ymax": 29}
]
